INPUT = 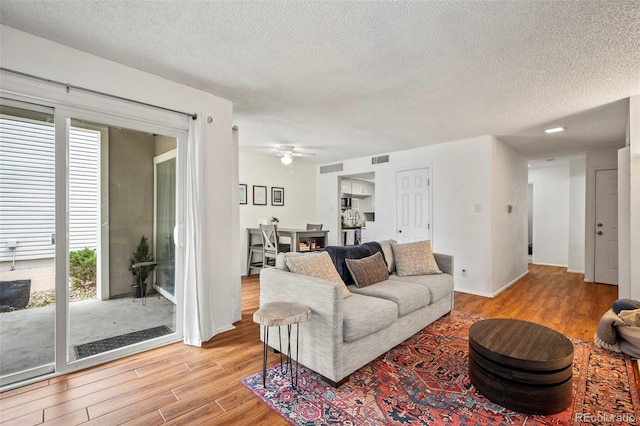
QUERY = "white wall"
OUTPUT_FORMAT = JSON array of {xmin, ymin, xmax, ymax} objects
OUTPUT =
[
  {"xmin": 239, "ymin": 152, "xmax": 318, "ymax": 275},
  {"xmin": 0, "ymin": 26, "xmax": 240, "ymax": 332},
  {"xmin": 629, "ymin": 95, "xmax": 640, "ymax": 299},
  {"xmin": 318, "ymin": 135, "xmax": 528, "ymax": 297},
  {"xmin": 491, "ymin": 138, "xmax": 528, "ymax": 293},
  {"xmin": 528, "ymin": 165, "xmax": 570, "ymax": 267},
  {"xmin": 619, "ymin": 146, "xmax": 631, "ymax": 298},
  {"xmin": 584, "ymin": 148, "xmax": 619, "ymax": 282},
  {"xmin": 568, "ymin": 159, "xmax": 586, "ymax": 273}
]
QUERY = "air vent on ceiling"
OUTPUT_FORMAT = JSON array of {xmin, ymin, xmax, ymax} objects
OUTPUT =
[
  {"xmin": 320, "ymin": 163, "xmax": 344, "ymax": 174},
  {"xmin": 371, "ymin": 154, "xmax": 389, "ymax": 165}
]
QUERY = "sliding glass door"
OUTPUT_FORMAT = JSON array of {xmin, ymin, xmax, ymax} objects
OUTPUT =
[
  {"xmin": 0, "ymin": 96, "xmax": 185, "ymax": 389},
  {"xmin": 0, "ymin": 102, "xmax": 57, "ymax": 385},
  {"xmin": 67, "ymin": 118, "xmax": 179, "ymax": 362}
]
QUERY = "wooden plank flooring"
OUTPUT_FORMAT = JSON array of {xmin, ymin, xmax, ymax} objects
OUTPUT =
[{"xmin": 0, "ymin": 265, "xmax": 624, "ymax": 425}]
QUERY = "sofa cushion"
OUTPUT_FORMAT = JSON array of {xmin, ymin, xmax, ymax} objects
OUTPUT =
[
  {"xmin": 342, "ymin": 293, "xmax": 398, "ymax": 342},
  {"xmin": 323, "ymin": 244, "xmax": 375, "ymax": 285},
  {"xmin": 276, "ymin": 252, "xmax": 306, "ymax": 271},
  {"xmin": 390, "ymin": 273, "xmax": 454, "ymax": 303},
  {"xmin": 378, "ymin": 239, "xmax": 397, "ymax": 273},
  {"xmin": 392, "ymin": 240, "xmax": 442, "ymax": 276},
  {"xmin": 349, "ymin": 280, "xmax": 430, "ymax": 316},
  {"xmin": 345, "ymin": 252, "xmax": 389, "ymax": 288},
  {"xmin": 285, "ymin": 251, "xmax": 352, "ymax": 298}
]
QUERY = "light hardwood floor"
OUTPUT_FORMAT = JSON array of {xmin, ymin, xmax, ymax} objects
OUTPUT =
[{"xmin": 0, "ymin": 265, "xmax": 624, "ymax": 425}]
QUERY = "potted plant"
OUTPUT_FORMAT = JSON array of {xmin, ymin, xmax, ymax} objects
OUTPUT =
[
  {"xmin": 128, "ymin": 235, "xmax": 156, "ymax": 298},
  {"xmin": 270, "ymin": 216, "xmax": 279, "ymax": 226}
]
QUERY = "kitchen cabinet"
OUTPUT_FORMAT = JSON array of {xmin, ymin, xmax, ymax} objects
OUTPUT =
[{"xmin": 341, "ymin": 179, "xmax": 373, "ymax": 197}]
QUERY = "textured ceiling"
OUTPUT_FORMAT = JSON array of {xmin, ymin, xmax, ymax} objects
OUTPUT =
[{"xmin": 1, "ymin": 1, "xmax": 639, "ymax": 164}]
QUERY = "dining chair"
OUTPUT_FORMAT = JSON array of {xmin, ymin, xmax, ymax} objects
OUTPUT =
[
  {"xmin": 260, "ymin": 224, "xmax": 291, "ymax": 268},
  {"xmin": 306, "ymin": 223, "xmax": 323, "ymax": 230},
  {"xmin": 247, "ymin": 231, "xmax": 265, "ymax": 275}
]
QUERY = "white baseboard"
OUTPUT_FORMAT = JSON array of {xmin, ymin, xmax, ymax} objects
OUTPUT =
[
  {"xmin": 454, "ymin": 287, "xmax": 494, "ymax": 298},
  {"xmin": 533, "ymin": 262, "xmax": 568, "ymax": 268},
  {"xmin": 490, "ymin": 270, "xmax": 529, "ymax": 297},
  {"xmin": 455, "ymin": 270, "xmax": 529, "ymax": 299},
  {"xmin": 567, "ymin": 269, "xmax": 585, "ymax": 274}
]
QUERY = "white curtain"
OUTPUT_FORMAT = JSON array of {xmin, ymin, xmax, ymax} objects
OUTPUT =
[{"xmin": 182, "ymin": 116, "xmax": 215, "ymax": 346}]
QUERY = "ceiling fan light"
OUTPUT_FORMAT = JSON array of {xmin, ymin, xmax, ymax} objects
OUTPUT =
[{"xmin": 281, "ymin": 154, "xmax": 293, "ymax": 165}]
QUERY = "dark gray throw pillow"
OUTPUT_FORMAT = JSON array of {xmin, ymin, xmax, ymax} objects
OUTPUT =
[{"xmin": 345, "ymin": 251, "xmax": 389, "ymax": 288}]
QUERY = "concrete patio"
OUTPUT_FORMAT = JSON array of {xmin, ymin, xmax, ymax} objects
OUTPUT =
[{"xmin": 0, "ymin": 293, "xmax": 175, "ymax": 377}]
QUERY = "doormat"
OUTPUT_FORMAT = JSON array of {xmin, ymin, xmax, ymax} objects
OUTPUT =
[
  {"xmin": 73, "ymin": 325, "xmax": 173, "ymax": 359},
  {"xmin": 242, "ymin": 311, "xmax": 640, "ymax": 425}
]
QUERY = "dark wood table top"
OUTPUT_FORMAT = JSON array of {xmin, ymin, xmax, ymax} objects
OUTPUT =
[{"xmin": 469, "ymin": 318, "xmax": 574, "ymax": 371}]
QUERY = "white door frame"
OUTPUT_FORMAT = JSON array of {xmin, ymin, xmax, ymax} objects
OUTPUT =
[{"xmin": 153, "ymin": 149, "xmax": 177, "ymax": 303}]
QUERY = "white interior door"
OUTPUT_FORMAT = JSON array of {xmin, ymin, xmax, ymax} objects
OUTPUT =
[
  {"xmin": 595, "ymin": 169, "xmax": 618, "ymax": 285},
  {"xmin": 396, "ymin": 168, "xmax": 431, "ymax": 243}
]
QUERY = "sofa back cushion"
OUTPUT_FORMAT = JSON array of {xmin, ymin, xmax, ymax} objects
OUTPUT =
[
  {"xmin": 284, "ymin": 251, "xmax": 352, "ymax": 298},
  {"xmin": 377, "ymin": 239, "xmax": 397, "ymax": 273},
  {"xmin": 323, "ymin": 243, "xmax": 383, "ymax": 285},
  {"xmin": 392, "ymin": 240, "xmax": 442, "ymax": 276}
]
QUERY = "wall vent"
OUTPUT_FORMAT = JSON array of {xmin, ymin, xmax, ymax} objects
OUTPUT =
[
  {"xmin": 371, "ymin": 154, "xmax": 389, "ymax": 165},
  {"xmin": 320, "ymin": 163, "xmax": 344, "ymax": 174}
]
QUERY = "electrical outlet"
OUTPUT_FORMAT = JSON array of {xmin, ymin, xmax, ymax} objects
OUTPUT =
[{"xmin": 461, "ymin": 268, "xmax": 467, "ymax": 277}]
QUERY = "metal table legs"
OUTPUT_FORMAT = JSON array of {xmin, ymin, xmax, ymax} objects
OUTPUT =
[{"xmin": 261, "ymin": 323, "xmax": 301, "ymax": 388}]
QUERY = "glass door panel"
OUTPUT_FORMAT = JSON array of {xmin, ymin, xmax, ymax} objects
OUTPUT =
[
  {"xmin": 68, "ymin": 120, "xmax": 177, "ymax": 361},
  {"xmin": 154, "ymin": 150, "xmax": 176, "ymax": 302},
  {"xmin": 0, "ymin": 103, "xmax": 56, "ymax": 386}
]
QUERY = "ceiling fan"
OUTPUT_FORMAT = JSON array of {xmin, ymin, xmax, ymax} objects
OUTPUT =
[{"xmin": 275, "ymin": 145, "xmax": 316, "ymax": 165}]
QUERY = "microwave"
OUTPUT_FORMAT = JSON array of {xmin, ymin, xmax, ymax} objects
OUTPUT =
[{"xmin": 341, "ymin": 197, "xmax": 352, "ymax": 209}]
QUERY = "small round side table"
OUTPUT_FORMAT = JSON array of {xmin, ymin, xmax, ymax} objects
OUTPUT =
[{"xmin": 253, "ymin": 302, "xmax": 311, "ymax": 388}]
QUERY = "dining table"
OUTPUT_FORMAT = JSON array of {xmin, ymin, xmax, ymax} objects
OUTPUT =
[{"xmin": 246, "ymin": 227, "xmax": 330, "ymax": 257}]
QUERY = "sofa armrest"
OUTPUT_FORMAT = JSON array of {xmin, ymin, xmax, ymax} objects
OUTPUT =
[
  {"xmin": 259, "ymin": 267, "xmax": 344, "ymax": 342},
  {"xmin": 433, "ymin": 253, "xmax": 454, "ymax": 276}
]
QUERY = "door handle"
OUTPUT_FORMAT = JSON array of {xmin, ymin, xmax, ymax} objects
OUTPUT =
[
  {"xmin": 597, "ymin": 231, "xmax": 603, "ymax": 235},
  {"xmin": 398, "ymin": 230, "xmax": 402, "ymax": 233},
  {"xmin": 597, "ymin": 223, "xmax": 603, "ymax": 227}
]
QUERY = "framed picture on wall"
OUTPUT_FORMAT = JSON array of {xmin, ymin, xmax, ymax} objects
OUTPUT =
[
  {"xmin": 271, "ymin": 187, "xmax": 284, "ymax": 206},
  {"xmin": 239, "ymin": 184, "xmax": 247, "ymax": 205},
  {"xmin": 253, "ymin": 185, "xmax": 267, "ymax": 205}
]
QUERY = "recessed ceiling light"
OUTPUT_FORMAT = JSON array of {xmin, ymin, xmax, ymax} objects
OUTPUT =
[{"xmin": 544, "ymin": 126, "xmax": 566, "ymax": 134}]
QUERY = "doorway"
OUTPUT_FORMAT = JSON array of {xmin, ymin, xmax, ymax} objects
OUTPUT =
[
  {"xmin": 528, "ymin": 183, "xmax": 534, "ymax": 263},
  {"xmin": 594, "ymin": 169, "xmax": 618, "ymax": 284},
  {"xmin": 339, "ymin": 172, "xmax": 375, "ymax": 246}
]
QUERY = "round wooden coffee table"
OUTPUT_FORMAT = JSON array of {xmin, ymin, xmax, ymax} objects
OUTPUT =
[{"xmin": 468, "ymin": 318, "xmax": 574, "ymax": 415}]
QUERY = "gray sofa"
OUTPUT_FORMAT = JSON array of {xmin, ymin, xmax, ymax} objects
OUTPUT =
[{"xmin": 259, "ymin": 240, "xmax": 454, "ymax": 386}]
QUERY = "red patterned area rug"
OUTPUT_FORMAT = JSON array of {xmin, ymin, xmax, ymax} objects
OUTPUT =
[{"xmin": 241, "ymin": 311, "xmax": 640, "ymax": 425}]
